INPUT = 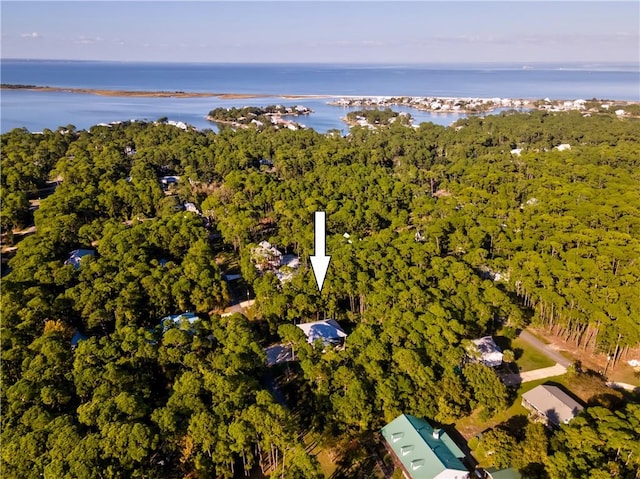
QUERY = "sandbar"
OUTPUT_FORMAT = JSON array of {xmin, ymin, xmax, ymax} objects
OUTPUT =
[{"xmin": 0, "ymin": 84, "xmax": 335, "ymax": 100}]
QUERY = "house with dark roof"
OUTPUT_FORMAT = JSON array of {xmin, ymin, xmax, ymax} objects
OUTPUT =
[
  {"xmin": 521, "ymin": 384, "xmax": 584, "ymax": 427},
  {"xmin": 381, "ymin": 414, "xmax": 469, "ymax": 479}
]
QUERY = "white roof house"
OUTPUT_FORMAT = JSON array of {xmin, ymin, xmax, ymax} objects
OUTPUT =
[
  {"xmin": 184, "ymin": 202, "xmax": 200, "ymax": 214},
  {"xmin": 264, "ymin": 344, "xmax": 294, "ymax": 366},
  {"xmin": 167, "ymin": 120, "xmax": 188, "ymax": 130},
  {"xmin": 65, "ymin": 249, "xmax": 95, "ymax": 269},
  {"xmin": 522, "ymin": 384, "xmax": 584, "ymax": 427},
  {"xmin": 469, "ymin": 336, "xmax": 503, "ymax": 367},
  {"xmin": 297, "ymin": 319, "xmax": 347, "ymax": 347},
  {"xmin": 160, "ymin": 312, "xmax": 199, "ymax": 333}
]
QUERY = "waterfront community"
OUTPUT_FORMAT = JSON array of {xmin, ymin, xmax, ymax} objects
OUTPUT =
[{"xmin": 3, "ymin": 82, "xmax": 639, "ymax": 135}]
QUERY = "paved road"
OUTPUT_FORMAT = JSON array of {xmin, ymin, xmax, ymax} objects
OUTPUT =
[{"xmin": 519, "ymin": 329, "xmax": 572, "ymax": 367}]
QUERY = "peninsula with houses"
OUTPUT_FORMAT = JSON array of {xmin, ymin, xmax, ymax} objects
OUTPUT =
[
  {"xmin": 329, "ymin": 95, "xmax": 640, "ymax": 115},
  {"xmin": 206, "ymin": 104, "xmax": 312, "ymax": 130}
]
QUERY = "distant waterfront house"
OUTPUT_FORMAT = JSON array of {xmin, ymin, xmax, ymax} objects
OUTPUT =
[
  {"xmin": 381, "ymin": 414, "xmax": 469, "ymax": 479},
  {"xmin": 521, "ymin": 384, "xmax": 584, "ymax": 427},
  {"xmin": 167, "ymin": 120, "xmax": 188, "ymax": 130},
  {"xmin": 160, "ymin": 312, "xmax": 199, "ymax": 333},
  {"xmin": 468, "ymin": 337, "xmax": 503, "ymax": 368},
  {"xmin": 65, "ymin": 249, "xmax": 95, "ymax": 269},
  {"xmin": 297, "ymin": 319, "xmax": 347, "ymax": 348}
]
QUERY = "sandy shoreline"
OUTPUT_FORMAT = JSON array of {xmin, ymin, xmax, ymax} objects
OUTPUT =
[{"xmin": 0, "ymin": 84, "xmax": 335, "ymax": 100}]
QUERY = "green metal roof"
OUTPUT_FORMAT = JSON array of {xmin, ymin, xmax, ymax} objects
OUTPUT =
[
  {"xmin": 381, "ymin": 414, "xmax": 468, "ymax": 479},
  {"xmin": 487, "ymin": 467, "xmax": 522, "ymax": 479},
  {"xmin": 440, "ymin": 432, "xmax": 466, "ymax": 459}
]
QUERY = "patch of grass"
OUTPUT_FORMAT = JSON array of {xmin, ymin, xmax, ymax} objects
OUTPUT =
[
  {"xmin": 303, "ymin": 432, "xmax": 385, "ymax": 479},
  {"xmin": 609, "ymin": 366, "xmax": 640, "ymax": 386},
  {"xmin": 549, "ymin": 372, "xmax": 626, "ymax": 407},
  {"xmin": 304, "ymin": 432, "xmax": 338, "ymax": 478},
  {"xmin": 512, "ymin": 337, "xmax": 555, "ymax": 372},
  {"xmin": 526, "ymin": 329, "xmax": 552, "ymax": 345}
]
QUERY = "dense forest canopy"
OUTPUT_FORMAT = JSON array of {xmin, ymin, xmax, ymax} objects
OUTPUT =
[{"xmin": 1, "ymin": 110, "xmax": 639, "ymax": 478}]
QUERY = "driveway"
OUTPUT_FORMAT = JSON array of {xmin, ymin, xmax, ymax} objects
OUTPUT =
[
  {"xmin": 501, "ymin": 364, "xmax": 567, "ymax": 386},
  {"xmin": 518, "ymin": 329, "xmax": 572, "ymax": 367},
  {"xmin": 500, "ymin": 328, "xmax": 572, "ymax": 386}
]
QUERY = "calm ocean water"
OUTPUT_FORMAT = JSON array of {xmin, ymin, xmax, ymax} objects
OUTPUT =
[{"xmin": 1, "ymin": 60, "xmax": 638, "ymax": 133}]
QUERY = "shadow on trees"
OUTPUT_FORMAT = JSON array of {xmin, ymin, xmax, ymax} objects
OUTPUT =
[
  {"xmin": 500, "ymin": 414, "xmax": 530, "ymax": 441},
  {"xmin": 520, "ymin": 462, "xmax": 550, "ymax": 479}
]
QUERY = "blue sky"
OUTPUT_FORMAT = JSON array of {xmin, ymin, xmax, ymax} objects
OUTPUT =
[{"xmin": 1, "ymin": 1, "xmax": 639, "ymax": 63}]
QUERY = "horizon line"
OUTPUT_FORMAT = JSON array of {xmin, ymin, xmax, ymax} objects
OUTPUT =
[
  {"xmin": 2, "ymin": 57, "xmax": 640, "ymax": 66},
  {"xmin": 0, "ymin": 57, "xmax": 640, "ymax": 73}
]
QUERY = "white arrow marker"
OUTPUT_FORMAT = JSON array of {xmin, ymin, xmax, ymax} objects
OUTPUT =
[{"xmin": 310, "ymin": 211, "xmax": 331, "ymax": 292}]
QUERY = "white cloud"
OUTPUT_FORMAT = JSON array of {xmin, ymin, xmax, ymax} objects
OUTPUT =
[
  {"xmin": 21, "ymin": 32, "xmax": 41, "ymax": 39},
  {"xmin": 76, "ymin": 35, "xmax": 103, "ymax": 45}
]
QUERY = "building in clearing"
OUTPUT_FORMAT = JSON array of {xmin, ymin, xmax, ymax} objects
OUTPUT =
[
  {"xmin": 468, "ymin": 337, "xmax": 504, "ymax": 368},
  {"xmin": 65, "ymin": 249, "xmax": 95, "ymax": 269},
  {"xmin": 521, "ymin": 384, "xmax": 584, "ymax": 427},
  {"xmin": 296, "ymin": 319, "xmax": 347, "ymax": 348},
  {"xmin": 381, "ymin": 414, "xmax": 469, "ymax": 479}
]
